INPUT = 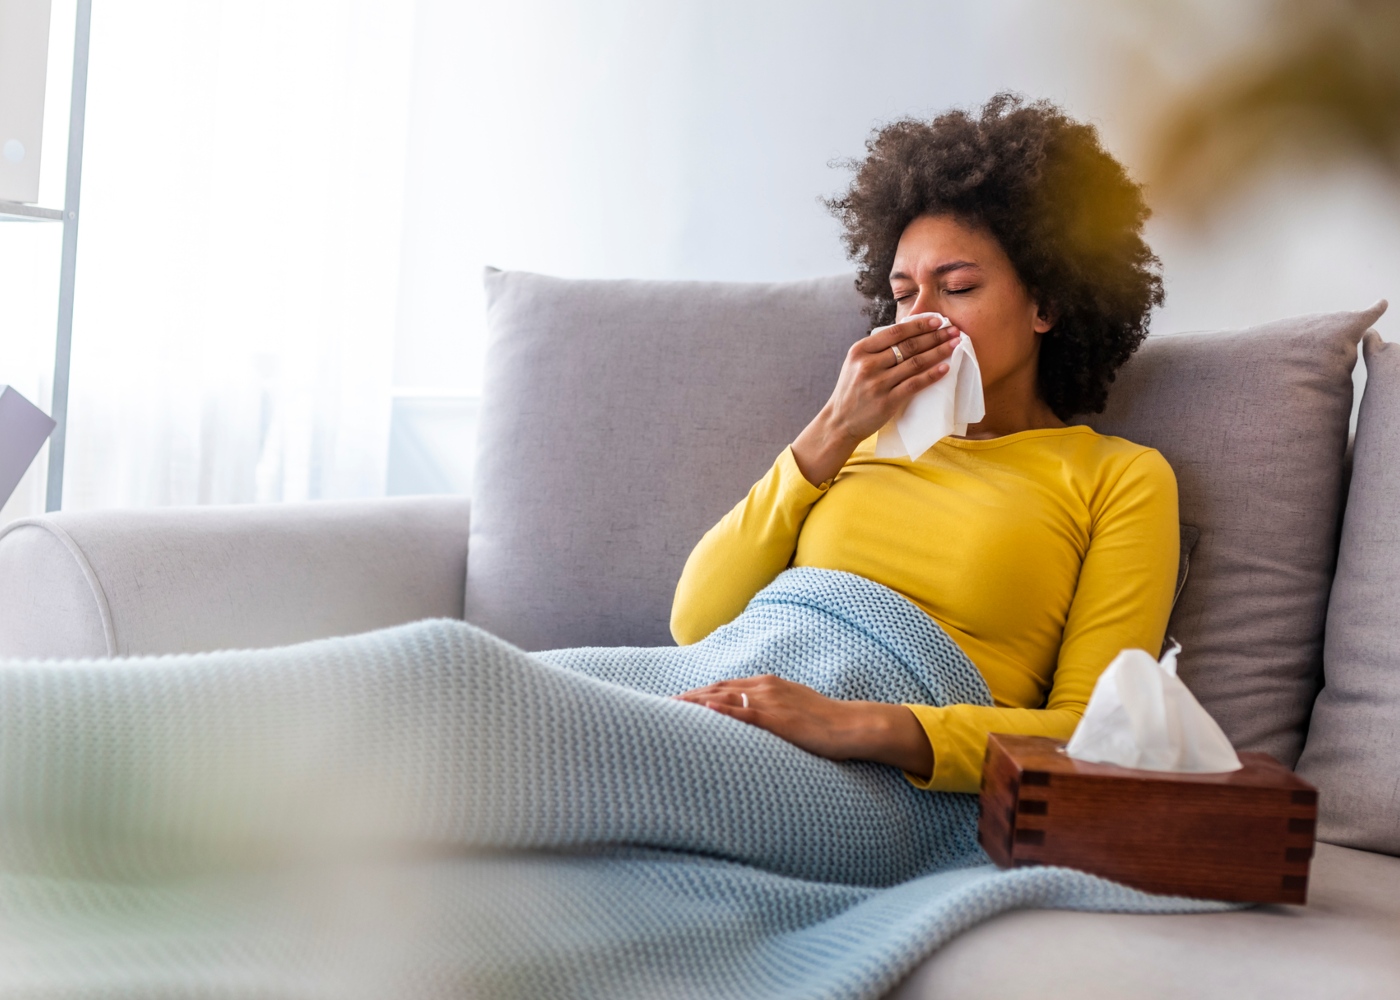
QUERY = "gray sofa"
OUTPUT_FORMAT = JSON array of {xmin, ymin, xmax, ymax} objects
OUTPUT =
[{"xmin": 2, "ymin": 271, "xmax": 1398, "ymax": 998}]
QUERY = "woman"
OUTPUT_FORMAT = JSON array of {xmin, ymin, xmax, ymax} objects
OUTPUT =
[{"xmin": 673, "ymin": 94, "xmax": 1177, "ymax": 794}]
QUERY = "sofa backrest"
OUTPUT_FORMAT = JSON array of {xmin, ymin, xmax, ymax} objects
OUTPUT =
[
  {"xmin": 1297, "ymin": 331, "xmax": 1400, "ymax": 855},
  {"xmin": 466, "ymin": 269, "xmax": 867, "ymax": 650},
  {"xmin": 470, "ymin": 269, "xmax": 1381, "ymax": 767}
]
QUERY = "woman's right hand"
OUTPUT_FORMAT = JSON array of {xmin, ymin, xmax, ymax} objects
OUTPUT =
[{"xmin": 791, "ymin": 313, "xmax": 962, "ymax": 487}]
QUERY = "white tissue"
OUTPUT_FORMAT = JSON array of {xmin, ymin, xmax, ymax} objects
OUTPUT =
[
  {"xmin": 874, "ymin": 313, "xmax": 985, "ymax": 460},
  {"xmin": 1065, "ymin": 644, "xmax": 1242, "ymax": 772}
]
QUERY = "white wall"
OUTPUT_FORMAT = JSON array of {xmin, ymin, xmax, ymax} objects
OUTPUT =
[
  {"xmin": 394, "ymin": 0, "xmax": 1397, "ymax": 405},
  {"xmin": 395, "ymin": 0, "xmax": 1072, "ymax": 397},
  {"xmin": 6, "ymin": 2, "xmax": 1395, "ymax": 518}
]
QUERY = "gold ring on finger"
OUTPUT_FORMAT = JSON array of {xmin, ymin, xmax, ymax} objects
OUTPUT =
[{"xmin": 890, "ymin": 344, "xmax": 904, "ymax": 365}]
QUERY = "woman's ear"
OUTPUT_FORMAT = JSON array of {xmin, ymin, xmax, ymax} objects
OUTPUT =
[{"xmin": 1033, "ymin": 302, "xmax": 1058, "ymax": 335}]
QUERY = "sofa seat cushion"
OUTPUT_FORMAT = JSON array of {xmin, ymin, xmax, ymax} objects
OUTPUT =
[
  {"xmin": 1296, "ymin": 331, "xmax": 1400, "ymax": 855},
  {"xmin": 1086, "ymin": 303, "xmax": 1385, "ymax": 766},
  {"xmin": 888, "ymin": 842, "xmax": 1400, "ymax": 1000}
]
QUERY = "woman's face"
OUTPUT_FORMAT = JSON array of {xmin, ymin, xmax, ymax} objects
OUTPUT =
[{"xmin": 889, "ymin": 213, "xmax": 1053, "ymax": 394}]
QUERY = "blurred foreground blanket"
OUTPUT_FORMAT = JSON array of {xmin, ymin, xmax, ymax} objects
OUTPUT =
[{"xmin": 0, "ymin": 568, "xmax": 1230, "ymax": 999}]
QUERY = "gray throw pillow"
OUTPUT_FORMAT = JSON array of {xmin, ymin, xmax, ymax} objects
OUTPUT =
[
  {"xmin": 1086, "ymin": 303, "xmax": 1386, "ymax": 767},
  {"xmin": 1173, "ymin": 524, "xmax": 1200, "ymax": 609},
  {"xmin": 1297, "ymin": 330, "xmax": 1400, "ymax": 855},
  {"xmin": 466, "ymin": 269, "xmax": 867, "ymax": 650}
]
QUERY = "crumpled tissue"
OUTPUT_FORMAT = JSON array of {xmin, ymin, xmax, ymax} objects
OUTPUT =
[
  {"xmin": 874, "ymin": 312, "xmax": 985, "ymax": 460},
  {"xmin": 1065, "ymin": 643, "xmax": 1243, "ymax": 773}
]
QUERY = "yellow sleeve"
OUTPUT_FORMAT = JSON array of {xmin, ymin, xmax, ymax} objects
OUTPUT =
[
  {"xmin": 671, "ymin": 446, "xmax": 828, "ymax": 645},
  {"xmin": 904, "ymin": 449, "xmax": 1180, "ymax": 793}
]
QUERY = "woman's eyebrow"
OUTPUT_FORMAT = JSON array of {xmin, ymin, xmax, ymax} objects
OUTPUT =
[{"xmin": 889, "ymin": 261, "xmax": 979, "ymax": 283}]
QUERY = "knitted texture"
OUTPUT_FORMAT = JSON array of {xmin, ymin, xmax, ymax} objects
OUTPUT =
[{"xmin": 0, "ymin": 568, "xmax": 1233, "ymax": 998}]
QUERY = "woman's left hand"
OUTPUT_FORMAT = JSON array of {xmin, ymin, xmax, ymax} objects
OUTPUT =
[{"xmin": 673, "ymin": 675, "xmax": 935, "ymax": 779}]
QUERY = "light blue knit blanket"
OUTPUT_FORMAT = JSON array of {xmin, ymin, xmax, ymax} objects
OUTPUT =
[{"xmin": 0, "ymin": 568, "xmax": 1230, "ymax": 999}]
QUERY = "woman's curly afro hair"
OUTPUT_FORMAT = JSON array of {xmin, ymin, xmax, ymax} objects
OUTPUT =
[{"xmin": 827, "ymin": 93, "xmax": 1163, "ymax": 419}]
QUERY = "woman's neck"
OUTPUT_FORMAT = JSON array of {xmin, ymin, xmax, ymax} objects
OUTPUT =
[{"xmin": 962, "ymin": 361, "xmax": 1066, "ymax": 440}]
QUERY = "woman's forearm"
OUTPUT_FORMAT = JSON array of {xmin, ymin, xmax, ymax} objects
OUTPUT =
[
  {"xmin": 851, "ymin": 702, "xmax": 935, "ymax": 780},
  {"xmin": 674, "ymin": 677, "xmax": 935, "ymax": 779},
  {"xmin": 791, "ymin": 404, "xmax": 862, "ymax": 488}
]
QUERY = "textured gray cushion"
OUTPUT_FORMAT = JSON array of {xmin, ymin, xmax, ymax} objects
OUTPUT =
[
  {"xmin": 466, "ymin": 270, "xmax": 867, "ymax": 650},
  {"xmin": 1297, "ymin": 332, "xmax": 1400, "ymax": 855},
  {"xmin": 1086, "ymin": 304, "xmax": 1385, "ymax": 767},
  {"xmin": 0, "ymin": 497, "xmax": 471, "ymax": 658}
]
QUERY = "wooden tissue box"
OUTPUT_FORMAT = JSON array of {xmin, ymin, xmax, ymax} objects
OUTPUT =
[{"xmin": 978, "ymin": 733, "xmax": 1318, "ymax": 904}]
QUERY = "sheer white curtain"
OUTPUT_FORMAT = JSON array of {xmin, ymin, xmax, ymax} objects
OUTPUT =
[{"xmin": 59, "ymin": 0, "xmax": 414, "ymax": 509}]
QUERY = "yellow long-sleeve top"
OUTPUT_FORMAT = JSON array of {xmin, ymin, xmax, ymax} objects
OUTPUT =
[{"xmin": 670, "ymin": 425, "xmax": 1179, "ymax": 794}]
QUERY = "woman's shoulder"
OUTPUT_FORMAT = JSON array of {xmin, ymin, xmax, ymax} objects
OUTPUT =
[
  {"xmin": 1068, "ymin": 425, "xmax": 1168, "ymax": 464},
  {"xmin": 1062, "ymin": 428, "xmax": 1178, "ymax": 524},
  {"xmin": 988, "ymin": 424, "xmax": 1168, "ymax": 472},
  {"xmin": 1031, "ymin": 426, "xmax": 1177, "ymax": 503}
]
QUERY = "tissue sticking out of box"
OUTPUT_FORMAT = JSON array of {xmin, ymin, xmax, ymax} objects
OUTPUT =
[
  {"xmin": 1065, "ymin": 643, "xmax": 1243, "ymax": 773},
  {"xmin": 874, "ymin": 313, "xmax": 985, "ymax": 460}
]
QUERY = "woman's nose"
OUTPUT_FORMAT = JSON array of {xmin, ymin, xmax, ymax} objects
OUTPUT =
[{"xmin": 909, "ymin": 288, "xmax": 937, "ymax": 316}]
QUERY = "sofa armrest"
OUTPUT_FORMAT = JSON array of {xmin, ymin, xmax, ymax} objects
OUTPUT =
[{"xmin": 0, "ymin": 496, "xmax": 470, "ymax": 659}]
